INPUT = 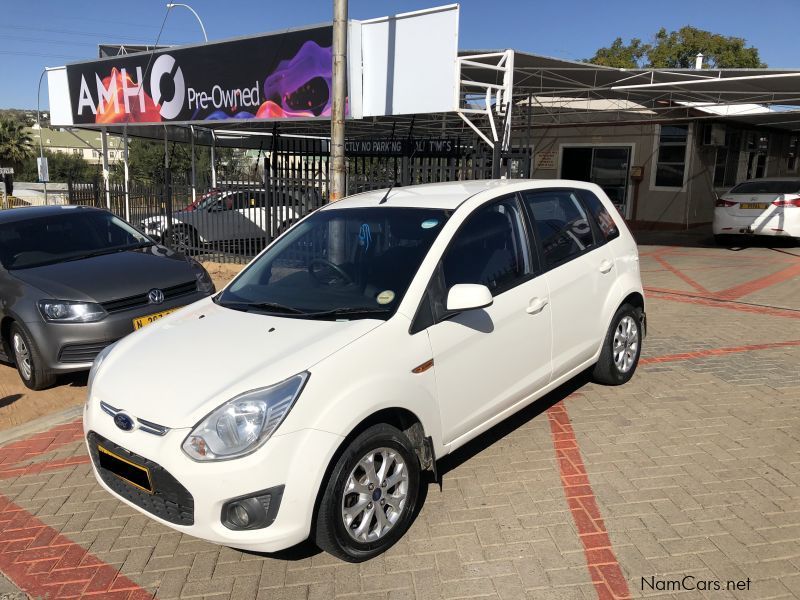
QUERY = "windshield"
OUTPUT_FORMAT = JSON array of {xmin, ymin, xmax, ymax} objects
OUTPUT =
[
  {"xmin": 0, "ymin": 210, "xmax": 151, "ymax": 270},
  {"xmin": 218, "ymin": 207, "xmax": 450, "ymax": 320},
  {"xmin": 729, "ymin": 181, "xmax": 800, "ymax": 195}
]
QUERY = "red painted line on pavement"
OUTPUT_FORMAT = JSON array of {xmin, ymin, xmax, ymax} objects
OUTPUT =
[
  {"xmin": 0, "ymin": 494, "xmax": 153, "ymax": 599},
  {"xmin": 715, "ymin": 262, "xmax": 800, "ymax": 300},
  {"xmin": 0, "ymin": 456, "xmax": 91, "ymax": 481},
  {"xmin": 547, "ymin": 402, "xmax": 630, "ymax": 600},
  {"xmin": 0, "ymin": 420, "xmax": 84, "ymax": 468},
  {"xmin": 646, "ymin": 289, "xmax": 800, "ymax": 319},
  {"xmin": 640, "ymin": 340, "xmax": 800, "ymax": 365},
  {"xmin": 652, "ymin": 255, "xmax": 712, "ymax": 295}
]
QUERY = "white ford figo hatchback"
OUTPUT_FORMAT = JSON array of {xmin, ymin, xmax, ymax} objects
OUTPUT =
[{"xmin": 84, "ymin": 180, "xmax": 645, "ymax": 562}]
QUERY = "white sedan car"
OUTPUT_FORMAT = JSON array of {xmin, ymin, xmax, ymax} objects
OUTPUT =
[
  {"xmin": 141, "ymin": 189, "xmax": 301, "ymax": 251},
  {"xmin": 713, "ymin": 178, "xmax": 800, "ymax": 244},
  {"xmin": 84, "ymin": 180, "xmax": 645, "ymax": 562}
]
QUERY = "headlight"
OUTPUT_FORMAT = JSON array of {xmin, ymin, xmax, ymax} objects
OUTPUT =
[
  {"xmin": 189, "ymin": 258, "xmax": 215, "ymax": 294},
  {"xmin": 87, "ymin": 342, "xmax": 116, "ymax": 398},
  {"xmin": 38, "ymin": 300, "xmax": 106, "ymax": 323},
  {"xmin": 182, "ymin": 372, "xmax": 309, "ymax": 461}
]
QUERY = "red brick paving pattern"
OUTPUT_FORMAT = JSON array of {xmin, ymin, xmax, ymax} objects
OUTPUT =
[{"xmin": 0, "ymin": 241, "xmax": 797, "ymax": 599}]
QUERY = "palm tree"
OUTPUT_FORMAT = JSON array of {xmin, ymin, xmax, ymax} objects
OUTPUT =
[{"xmin": 0, "ymin": 118, "xmax": 34, "ymax": 167}]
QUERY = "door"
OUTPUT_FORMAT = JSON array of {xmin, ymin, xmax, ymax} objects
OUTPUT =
[
  {"xmin": 521, "ymin": 188, "xmax": 617, "ymax": 378},
  {"xmin": 561, "ymin": 147, "xmax": 631, "ymax": 214},
  {"xmin": 426, "ymin": 196, "xmax": 552, "ymax": 446}
]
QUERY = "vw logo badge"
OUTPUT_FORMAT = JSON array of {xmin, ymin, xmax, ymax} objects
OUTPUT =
[
  {"xmin": 148, "ymin": 289, "xmax": 165, "ymax": 305},
  {"xmin": 114, "ymin": 413, "xmax": 135, "ymax": 432}
]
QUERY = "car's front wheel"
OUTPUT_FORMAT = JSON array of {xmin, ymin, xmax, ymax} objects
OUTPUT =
[
  {"xmin": 10, "ymin": 323, "xmax": 55, "ymax": 390},
  {"xmin": 168, "ymin": 225, "xmax": 199, "ymax": 255},
  {"xmin": 314, "ymin": 424, "xmax": 420, "ymax": 562},
  {"xmin": 592, "ymin": 304, "xmax": 643, "ymax": 385}
]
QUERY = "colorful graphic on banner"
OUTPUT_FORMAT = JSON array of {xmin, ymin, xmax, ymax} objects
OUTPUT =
[{"xmin": 65, "ymin": 27, "xmax": 336, "ymax": 124}]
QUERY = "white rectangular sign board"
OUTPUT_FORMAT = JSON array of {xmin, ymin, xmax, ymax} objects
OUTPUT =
[{"xmin": 359, "ymin": 4, "xmax": 459, "ymax": 117}]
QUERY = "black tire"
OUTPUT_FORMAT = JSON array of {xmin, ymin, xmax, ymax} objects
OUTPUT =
[
  {"xmin": 168, "ymin": 225, "xmax": 199, "ymax": 255},
  {"xmin": 714, "ymin": 234, "xmax": 733, "ymax": 246},
  {"xmin": 9, "ymin": 322, "xmax": 56, "ymax": 391},
  {"xmin": 592, "ymin": 304, "xmax": 643, "ymax": 386},
  {"xmin": 314, "ymin": 424, "xmax": 420, "ymax": 562}
]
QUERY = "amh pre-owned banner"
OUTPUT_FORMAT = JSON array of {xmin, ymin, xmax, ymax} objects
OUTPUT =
[{"xmin": 65, "ymin": 26, "xmax": 336, "ymax": 124}]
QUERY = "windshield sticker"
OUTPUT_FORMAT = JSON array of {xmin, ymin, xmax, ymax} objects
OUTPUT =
[
  {"xmin": 421, "ymin": 219, "xmax": 439, "ymax": 229},
  {"xmin": 376, "ymin": 290, "xmax": 396, "ymax": 305},
  {"xmin": 358, "ymin": 223, "xmax": 372, "ymax": 250}
]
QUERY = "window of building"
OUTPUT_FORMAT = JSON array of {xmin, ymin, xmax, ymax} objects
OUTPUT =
[
  {"xmin": 788, "ymin": 136, "xmax": 799, "ymax": 172},
  {"xmin": 713, "ymin": 129, "xmax": 742, "ymax": 188},
  {"xmin": 654, "ymin": 124, "xmax": 689, "ymax": 188}
]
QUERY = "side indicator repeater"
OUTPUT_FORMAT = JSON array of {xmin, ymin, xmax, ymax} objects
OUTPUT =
[{"xmin": 412, "ymin": 359, "xmax": 434, "ymax": 374}]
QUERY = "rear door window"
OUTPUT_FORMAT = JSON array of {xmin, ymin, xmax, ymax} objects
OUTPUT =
[{"xmin": 521, "ymin": 190, "xmax": 596, "ymax": 269}]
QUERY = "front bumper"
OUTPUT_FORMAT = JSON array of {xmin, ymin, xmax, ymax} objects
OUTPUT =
[
  {"xmin": 83, "ymin": 399, "xmax": 344, "ymax": 552},
  {"xmin": 24, "ymin": 291, "xmax": 209, "ymax": 373}
]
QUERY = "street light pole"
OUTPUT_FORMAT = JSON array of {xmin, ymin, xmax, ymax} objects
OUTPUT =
[
  {"xmin": 329, "ymin": 0, "xmax": 347, "ymax": 202},
  {"xmin": 165, "ymin": 3, "xmax": 208, "ymax": 42}
]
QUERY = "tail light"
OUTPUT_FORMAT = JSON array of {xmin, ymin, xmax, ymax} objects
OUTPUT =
[
  {"xmin": 772, "ymin": 195, "xmax": 800, "ymax": 208},
  {"xmin": 715, "ymin": 198, "xmax": 736, "ymax": 207}
]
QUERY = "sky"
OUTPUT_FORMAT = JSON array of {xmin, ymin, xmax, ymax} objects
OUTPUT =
[{"xmin": 1, "ymin": 0, "xmax": 799, "ymax": 109}]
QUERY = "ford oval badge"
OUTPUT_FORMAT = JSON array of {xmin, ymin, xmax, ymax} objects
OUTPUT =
[{"xmin": 114, "ymin": 413, "xmax": 135, "ymax": 432}]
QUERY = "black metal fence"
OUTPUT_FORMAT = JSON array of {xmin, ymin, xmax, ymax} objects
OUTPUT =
[{"xmin": 68, "ymin": 137, "xmax": 529, "ymax": 263}]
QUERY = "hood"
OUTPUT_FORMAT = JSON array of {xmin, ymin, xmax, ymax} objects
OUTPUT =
[
  {"xmin": 11, "ymin": 247, "xmax": 196, "ymax": 302},
  {"xmin": 93, "ymin": 298, "xmax": 383, "ymax": 428}
]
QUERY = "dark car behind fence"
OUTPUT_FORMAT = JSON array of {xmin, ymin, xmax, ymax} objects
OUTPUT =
[{"xmin": 65, "ymin": 137, "xmax": 528, "ymax": 263}]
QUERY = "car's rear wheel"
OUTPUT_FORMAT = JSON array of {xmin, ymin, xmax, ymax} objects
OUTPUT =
[
  {"xmin": 168, "ymin": 225, "xmax": 199, "ymax": 255},
  {"xmin": 314, "ymin": 424, "xmax": 420, "ymax": 562},
  {"xmin": 592, "ymin": 304, "xmax": 643, "ymax": 386},
  {"xmin": 10, "ymin": 323, "xmax": 55, "ymax": 391}
]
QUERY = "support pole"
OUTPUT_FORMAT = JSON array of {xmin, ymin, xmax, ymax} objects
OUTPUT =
[
  {"xmin": 210, "ymin": 131, "xmax": 217, "ymax": 189},
  {"xmin": 330, "ymin": 0, "xmax": 347, "ymax": 201},
  {"xmin": 101, "ymin": 127, "xmax": 111, "ymax": 209},
  {"xmin": 123, "ymin": 126, "xmax": 130, "ymax": 221},
  {"xmin": 190, "ymin": 126, "xmax": 197, "ymax": 203}
]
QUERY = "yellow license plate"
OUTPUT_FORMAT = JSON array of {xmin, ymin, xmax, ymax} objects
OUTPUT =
[
  {"xmin": 132, "ymin": 307, "xmax": 181, "ymax": 330},
  {"xmin": 740, "ymin": 203, "xmax": 769, "ymax": 210},
  {"xmin": 97, "ymin": 445, "xmax": 153, "ymax": 494}
]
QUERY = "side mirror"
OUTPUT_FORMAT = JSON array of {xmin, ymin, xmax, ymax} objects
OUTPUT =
[{"xmin": 446, "ymin": 284, "xmax": 493, "ymax": 312}]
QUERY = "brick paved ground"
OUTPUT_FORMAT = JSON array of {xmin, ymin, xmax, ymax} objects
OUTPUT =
[{"xmin": 0, "ymin": 236, "xmax": 798, "ymax": 599}]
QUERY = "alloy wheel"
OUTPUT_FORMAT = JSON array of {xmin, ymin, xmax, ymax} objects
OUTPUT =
[
  {"xmin": 12, "ymin": 333, "xmax": 32, "ymax": 381},
  {"xmin": 613, "ymin": 315, "xmax": 639, "ymax": 373},
  {"xmin": 341, "ymin": 447, "xmax": 409, "ymax": 543}
]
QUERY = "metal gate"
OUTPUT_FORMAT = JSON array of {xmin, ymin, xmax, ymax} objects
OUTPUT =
[{"xmin": 68, "ymin": 136, "xmax": 531, "ymax": 263}]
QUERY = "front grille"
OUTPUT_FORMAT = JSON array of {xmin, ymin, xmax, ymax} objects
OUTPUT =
[
  {"xmin": 58, "ymin": 341, "xmax": 115, "ymax": 363},
  {"xmin": 101, "ymin": 280, "xmax": 197, "ymax": 314},
  {"xmin": 87, "ymin": 431, "xmax": 194, "ymax": 526},
  {"xmin": 100, "ymin": 401, "xmax": 170, "ymax": 436}
]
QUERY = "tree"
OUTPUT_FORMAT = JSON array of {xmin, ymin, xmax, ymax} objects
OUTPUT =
[
  {"xmin": 15, "ymin": 151, "xmax": 97, "ymax": 182},
  {"xmin": 588, "ymin": 26, "xmax": 766, "ymax": 69},
  {"xmin": 0, "ymin": 118, "xmax": 34, "ymax": 168}
]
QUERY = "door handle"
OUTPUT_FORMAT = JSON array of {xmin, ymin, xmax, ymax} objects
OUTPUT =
[
  {"xmin": 526, "ymin": 297, "xmax": 549, "ymax": 314},
  {"xmin": 599, "ymin": 259, "xmax": 614, "ymax": 274}
]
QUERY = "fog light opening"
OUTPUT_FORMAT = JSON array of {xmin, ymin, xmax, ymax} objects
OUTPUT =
[{"xmin": 221, "ymin": 486, "xmax": 284, "ymax": 531}]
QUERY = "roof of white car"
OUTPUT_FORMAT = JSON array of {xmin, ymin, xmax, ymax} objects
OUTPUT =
[{"xmin": 321, "ymin": 179, "xmax": 595, "ymax": 210}]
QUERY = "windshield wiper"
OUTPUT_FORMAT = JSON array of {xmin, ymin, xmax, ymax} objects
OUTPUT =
[
  {"xmin": 218, "ymin": 300, "xmax": 307, "ymax": 315},
  {"xmin": 304, "ymin": 307, "xmax": 392, "ymax": 319},
  {"xmin": 62, "ymin": 242, "xmax": 155, "ymax": 262}
]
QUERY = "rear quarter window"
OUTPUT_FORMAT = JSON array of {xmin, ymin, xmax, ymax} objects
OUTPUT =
[
  {"xmin": 580, "ymin": 190, "xmax": 620, "ymax": 242},
  {"xmin": 729, "ymin": 181, "xmax": 800, "ymax": 194}
]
